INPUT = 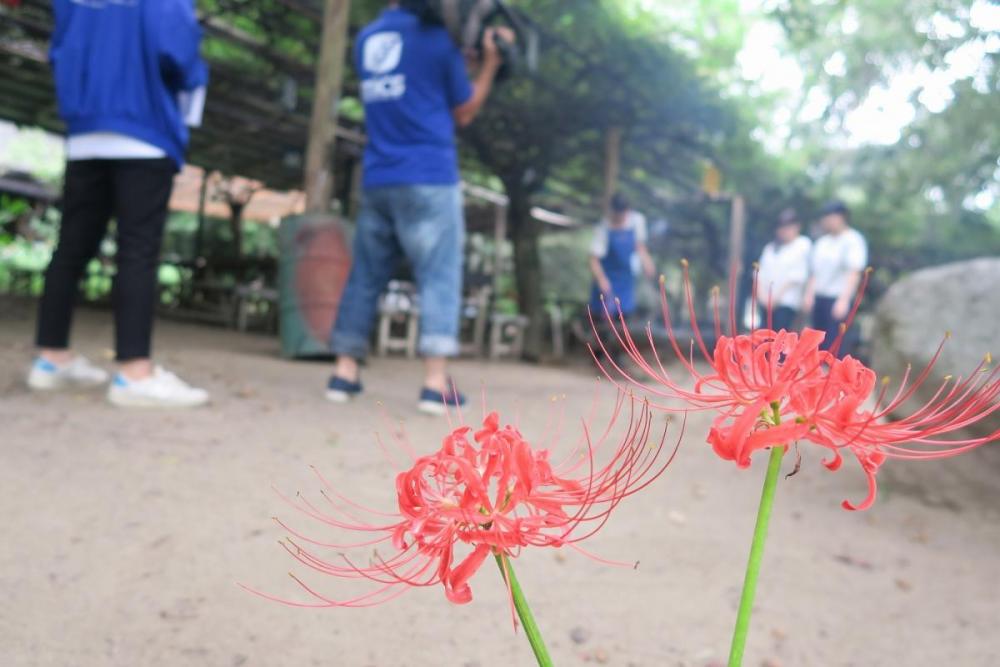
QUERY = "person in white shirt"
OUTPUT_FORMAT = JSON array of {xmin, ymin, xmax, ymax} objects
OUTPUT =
[
  {"xmin": 803, "ymin": 200, "xmax": 868, "ymax": 357},
  {"xmin": 756, "ymin": 208, "xmax": 812, "ymax": 332}
]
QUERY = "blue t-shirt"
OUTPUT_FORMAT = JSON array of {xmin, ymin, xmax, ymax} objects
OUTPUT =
[{"xmin": 356, "ymin": 8, "xmax": 473, "ymax": 189}]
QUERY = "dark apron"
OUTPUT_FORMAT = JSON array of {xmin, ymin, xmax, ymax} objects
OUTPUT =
[{"xmin": 590, "ymin": 227, "xmax": 637, "ymax": 318}]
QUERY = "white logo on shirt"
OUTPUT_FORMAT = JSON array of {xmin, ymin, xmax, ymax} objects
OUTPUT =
[
  {"xmin": 362, "ymin": 75, "xmax": 406, "ymax": 102},
  {"xmin": 363, "ymin": 32, "xmax": 403, "ymax": 74}
]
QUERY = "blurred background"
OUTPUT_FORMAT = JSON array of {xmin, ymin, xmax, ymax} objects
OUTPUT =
[
  {"xmin": 1, "ymin": 0, "xmax": 997, "ymax": 356},
  {"xmin": 1, "ymin": 2, "xmax": 999, "ymax": 666}
]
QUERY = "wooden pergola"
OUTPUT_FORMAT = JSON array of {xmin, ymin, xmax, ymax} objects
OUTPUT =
[{"xmin": 0, "ymin": 0, "xmax": 360, "ymax": 197}]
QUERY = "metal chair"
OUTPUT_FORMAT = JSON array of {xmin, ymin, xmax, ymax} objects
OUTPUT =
[{"xmin": 376, "ymin": 281, "xmax": 420, "ymax": 358}]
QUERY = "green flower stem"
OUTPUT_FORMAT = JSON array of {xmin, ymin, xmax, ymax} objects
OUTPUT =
[
  {"xmin": 728, "ymin": 444, "xmax": 786, "ymax": 667},
  {"xmin": 495, "ymin": 554, "xmax": 554, "ymax": 667}
]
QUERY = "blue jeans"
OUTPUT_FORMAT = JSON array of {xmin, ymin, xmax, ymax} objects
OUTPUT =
[{"xmin": 331, "ymin": 184, "xmax": 464, "ymax": 360}]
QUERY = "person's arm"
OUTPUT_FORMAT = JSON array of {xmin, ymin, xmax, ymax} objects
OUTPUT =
[
  {"xmin": 832, "ymin": 234, "xmax": 868, "ymax": 320},
  {"xmin": 158, "ymin": 0, "xmax": 209, "ymax": 92},
  {"xmin": 590, "ymin": 256, "xmax": 613, "ymax": 296},
  {"xmin": 803, "ymin": 276, "xmax": 816, "ymax": 314},
  {"xmin": 589, "ymin": 226, "xmax": 612, "ymax": 295},
  {"xmin": 832, "ymin": 271, "xmax": 862, "ymax": 320},
  {"xmin": 756, "ymin": 248, "xmax": 772, "ymax": 304},
  {"xmin": 802, "ymin": 240, "xmax": 819, "ymax": 313},
  {"xmin": 453, "ymin": 27, "xmax": 513, "ymax": 128},
  {"xmin": 636, "ymin": 243, "xmax": 656, "ymax": 279},
  {"xmin": 631, "ymin": 214, "xmax": 655, "ymax": 279}
]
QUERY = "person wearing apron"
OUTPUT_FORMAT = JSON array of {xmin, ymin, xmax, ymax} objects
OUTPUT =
[
  {"xmin": 589, "ymin": 194, "xmax": 656, "ymax": 360},
  {"xmin": 590, "ymin": 225, "xmax": 638, "ymax": 319}
]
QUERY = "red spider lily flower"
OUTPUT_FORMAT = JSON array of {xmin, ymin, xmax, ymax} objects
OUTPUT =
[
  {"xmin": 592, "ymin": 262, "xmax": 1000, "ymax": 511},
  {"xmin": 245, "ymin": 395, "xmax": 680, "ymax": 609}
]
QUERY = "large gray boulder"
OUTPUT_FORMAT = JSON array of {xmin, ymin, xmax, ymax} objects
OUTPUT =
[{"xmin": 872, "ymin": 257, "xmax": 1000, "ymax": 438}]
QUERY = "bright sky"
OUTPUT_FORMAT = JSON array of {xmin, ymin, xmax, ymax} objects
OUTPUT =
[
  {"xmin": 638, "ymin": 0, "xmax": 1000, "ymax": 150},
  {"xmin": 737, "ymin": 1, "xmax": 1000, "ymax": 148}
]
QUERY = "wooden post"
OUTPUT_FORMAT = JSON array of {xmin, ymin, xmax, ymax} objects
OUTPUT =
[
  {"xmin": 194, "ymin": 168, "xmax": 210, "ymax": 263},
  {"xmin": 304, "ymin": 0, "xmax": 351, "ymax": 214},
  {"xmin": 493, "ymin": 202, "xmax": 508, "ymax": 295},
  {"xmin": 602, "ymin": 127, "xmax": 622, "ymax": 218},
  {"xmin": 728, "ymin": 194, "xmax": 747, "ymax": 294}
]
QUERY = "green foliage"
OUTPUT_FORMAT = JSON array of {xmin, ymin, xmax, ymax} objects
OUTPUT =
[
  {"xmin": 539, "ymin": 231, "xmax": 592, "ymax": 304},
  {"xmin": 455, "ymin": 0, "xmax": 736, "ymax": 353},
  {"xmin": 767, "ymin": 0, "xmax": 1000, "ymax": 283},
  {"xmin": 1, "ymin": 129, "xmax": 66, "ymax": 184},
  {"xmin": 467, "ymin": 0, "xmax": 730, "ymax": 199}
]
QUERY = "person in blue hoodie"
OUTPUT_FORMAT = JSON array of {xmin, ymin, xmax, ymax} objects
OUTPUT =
[{"xmin": 27, "ymin": 0, "xmax": 211, "ymax": 408}]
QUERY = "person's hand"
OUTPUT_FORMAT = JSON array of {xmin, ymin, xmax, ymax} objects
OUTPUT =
[
  {"xmin": 481, "ymin": 26, "xmax": 516, "ymax": 71},
  {"xmin": 641, "ymin": 257, "xmax": 657, "ymax": 280},
  {"xmin": 802, "ymin": 292, "xmax": 815, "ymax": 314},
  {"xmin": 598, "ymin": 277, "xmax": 613, "ymax": 297},
  {"xmin": 832, "ymin": 297, "xmax": 850, "ymax": 321}
]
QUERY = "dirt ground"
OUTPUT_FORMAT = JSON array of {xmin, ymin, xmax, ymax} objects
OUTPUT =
[{"xmin": 2, "ymin": 299, "xmax": 999, "ymax": 667}]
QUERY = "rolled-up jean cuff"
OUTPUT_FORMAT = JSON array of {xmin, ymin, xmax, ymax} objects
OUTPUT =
[
  {"xmin": 419, "ymin": 335, "xmax": 460, "ymax": 358},
  {"xmin": 330, "ymin": 333, "xmax": 370, "ymax": 361}
]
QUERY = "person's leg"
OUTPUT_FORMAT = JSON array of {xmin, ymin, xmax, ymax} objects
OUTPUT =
[
  {"xmin": 36, "ymin": 160, "xmax": 114, "ymax": 358},
  {"xmin": 103, "ymin": 158, "xmax": 208, "ymax": 408},
  {"xmin": 329, "ymin": 189, "xmax": 402, "ymax": 384},
  {"xmin": 832, "ymin": 308, "xmax": 858, "ymax": 359},
  {"xmin": 771, "ymin": 306, "xmax": 797, "ymax": 333},
  {"xmin": 110, "ymin": 158, "xmax": 175, "ymax": 379},
  {"xmin": 813, "ymin": 297, "xmax": 837, "ymax": 351},
  {"xmin": 392, "ymin": 185, "xmax": 464, "ymax": 394},
  {"xmin": 814, "ymin": 297, "xmax": 857, "ymax": 358}
]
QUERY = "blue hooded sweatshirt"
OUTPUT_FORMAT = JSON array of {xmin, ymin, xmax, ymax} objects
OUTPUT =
[{"xmin": 50, "ymin": 0, "xmax": 209, "ymax": 170}]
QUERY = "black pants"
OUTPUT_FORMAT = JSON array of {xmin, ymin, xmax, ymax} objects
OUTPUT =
[
  {"xmin": 36, "ymin": 158, "xmax": 175, "ymax": 361},
  {"xmin": 812, "ymin": 296, "xmax": 858, "ymax": 359},
  {"xmin": 760, "ymin": 305, "xmax": 798, "ymax": 332}
]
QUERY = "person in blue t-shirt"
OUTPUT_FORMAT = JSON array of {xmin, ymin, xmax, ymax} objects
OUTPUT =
[
  {"xmin": 28, "ymin": 0, "xmax": 210, "ymax": 409},
  {"xmin": 326, "ymin": 2, "xmax": 511, "ymax": 415}
]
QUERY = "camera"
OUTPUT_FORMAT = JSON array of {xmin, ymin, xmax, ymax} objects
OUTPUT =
[{"xmin": 399, "ymin": 0, "xmax": 538, "ymax": 81}]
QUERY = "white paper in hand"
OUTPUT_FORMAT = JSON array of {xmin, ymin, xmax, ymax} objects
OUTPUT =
[{"xmin": 177, "ymin": 86, "xmax": 207, "ymax": 128}]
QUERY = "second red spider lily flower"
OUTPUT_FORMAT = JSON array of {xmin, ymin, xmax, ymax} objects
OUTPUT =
[
  {"xmin": 591, "ymin": 261, "xmax": 1000, "ymax": 511},
  {"xmin": 592, "ymin": 261, "xmax": 1000, "ymax": 666},
  {"xmin": 246, "ymin": 394, "xmax": 680, "ymax": 665}
]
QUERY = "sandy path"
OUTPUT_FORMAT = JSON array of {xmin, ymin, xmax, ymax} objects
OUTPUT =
[{"xmin": 1, "ymin": 300, "xmax": 999, "ymax": 667}]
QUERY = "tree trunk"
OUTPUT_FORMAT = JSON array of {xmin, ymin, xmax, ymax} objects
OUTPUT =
[
  {"xmin": 230, "ymin": 204, "xmax": 244, "ymax": 258},
  {"xmin": 304, "ymin": 0, "xmax": 352, "ymax": 213},
  {"xmin": 505, "ymin": 185, "xmax": 545, "ymax": 361}
]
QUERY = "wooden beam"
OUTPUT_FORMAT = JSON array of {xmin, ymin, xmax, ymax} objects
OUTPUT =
[{"xmin": 303, "ymin": 0, "xmax": 351, "ymax": 213}]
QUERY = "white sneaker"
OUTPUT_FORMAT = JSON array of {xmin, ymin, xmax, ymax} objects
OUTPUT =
[
  {"xmin": 107, "ymin": 366, "xmax": 210, "ymax": 408},
  {"xmin": 27, "ymin": 356, "xmax": 110, "ymax": 391}
]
